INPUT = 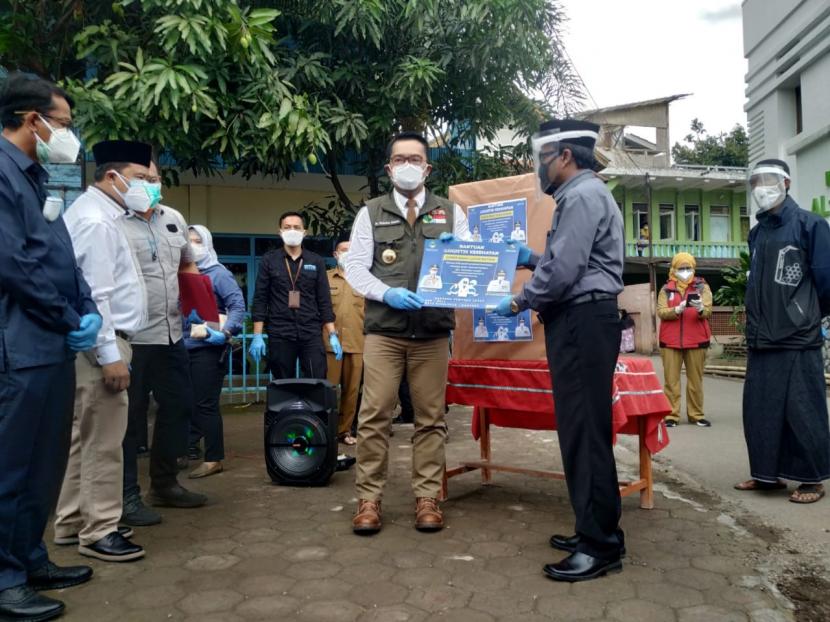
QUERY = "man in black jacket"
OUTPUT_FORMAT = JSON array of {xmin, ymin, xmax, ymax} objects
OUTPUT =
[
  {"xmin": 735, "ymin": 159, "xmax": 830, "ymax": 504},
  {"xmin": 249, "ymin": 212, "xmax": 341, "ymax": 378}
]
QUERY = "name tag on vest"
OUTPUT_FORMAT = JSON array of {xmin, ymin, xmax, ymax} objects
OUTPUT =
[
  {"xmin": 375, "ymin": 219, "xmax": 400, "ymax": 227},
  {"xmin": 303, "ymin": 264, "xmax": 317, "ymax": 272}
]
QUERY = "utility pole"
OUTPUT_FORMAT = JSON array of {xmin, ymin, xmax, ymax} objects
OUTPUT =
[{"xmin": 645, "ymin": 172, "xmax": 658, "ymax": 354}]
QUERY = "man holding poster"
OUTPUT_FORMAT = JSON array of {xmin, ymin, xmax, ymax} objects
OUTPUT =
[
  {"xmin": 345, "ymin": 132, "xmax": 470, "ymax": 534},
  {"xmin": 495, "ymin": 119, "xmax": 625, "ymax": 582}
]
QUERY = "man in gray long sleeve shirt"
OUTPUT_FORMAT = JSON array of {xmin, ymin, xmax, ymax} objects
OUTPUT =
[{"xmin": 495, "ymin": 119, "xmax": 625, "ymax": 582}]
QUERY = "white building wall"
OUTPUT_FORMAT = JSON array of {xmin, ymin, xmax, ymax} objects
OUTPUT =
[{"xmin": 743, "ymin": 0, "xmax": 830, "ymax": 212}]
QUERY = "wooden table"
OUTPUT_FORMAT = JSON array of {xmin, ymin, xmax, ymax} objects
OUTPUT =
[{"xmin": 443, "ymin": 357, "xmax": 671, "ymax": 509}]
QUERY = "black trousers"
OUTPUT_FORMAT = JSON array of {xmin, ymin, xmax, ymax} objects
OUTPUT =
[
  {"xmin": 544, "ymin": 299, "xmax": 624, "ymax": 560},
  {"xmin": 268, "ymin": 337, "xmax": 327, "ymax": 380},
  {"xmin": 124, "ymin": 341, "xmax": 193, "ymax": 497},
  {"xmin": 188, "ymin": 346, "xmax": 228, "ymax": 462},
  {"xmin": 0, "ymin": 360, "xmax": 75, "ymax": 590}
]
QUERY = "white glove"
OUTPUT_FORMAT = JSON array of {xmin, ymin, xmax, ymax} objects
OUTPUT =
[
  {"xmin": 674, "ymin": 300, "xmax": 687, "ymax": 315},
  {"xmin": 690, "ymin": 298, "xmax": 704, "ymax": 312}
]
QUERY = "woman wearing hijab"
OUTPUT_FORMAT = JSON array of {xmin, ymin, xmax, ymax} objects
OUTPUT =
[
  {"xmin": 656, "ymin": 252, "xmax": 713, "ymax": 428},
  {"xmin": 183, "ymin": 225, "xmax": 246, "ymax": 478}
]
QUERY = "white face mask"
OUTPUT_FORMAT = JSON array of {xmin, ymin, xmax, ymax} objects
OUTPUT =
[
  {"xmin": 191, "ymin": 243, "xmax": 209, "ymax": 262},
  {"xmin": 336, "ymin": 251, "xmax": 349, "ymax": 269},
  {"xmin": 112, "ymin": 171, "xmax": 153, "ymax": 213},
  {"xmin": 676, "ymin": 269, "xmax": 694, "ymax": 282},
  {"xmin": 35, "ymin": 115, "xmax": 81, "ymax": 164},
  {"xmin": 752, "ymin": 185, "xmax": 785, "ymax": 213},
  {"xmin": 391, "ymin": 163, "xmax": 426, "ymax": 191},
  {"xmin": 281, "ymin": 229, "xmax": 304, "ymax": 247}
]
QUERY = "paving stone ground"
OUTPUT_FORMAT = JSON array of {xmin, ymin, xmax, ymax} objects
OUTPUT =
[{"xmin": 46, "ymin": 405, "xmax": 802, "ymax": 621}]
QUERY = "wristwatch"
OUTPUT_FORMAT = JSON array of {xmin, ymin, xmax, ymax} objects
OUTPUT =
[{"xmin": 510, "ymin": 299, "xmax": 519, "ymax": 314}]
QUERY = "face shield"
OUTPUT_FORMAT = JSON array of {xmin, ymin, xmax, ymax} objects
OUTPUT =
[
  {"xmin": 531, "ymin": 126, "xmax": 599, "ymax": 199},
  {"xmin": 748, "ymin": 164, "xmax": 789, "ymax": 215}
]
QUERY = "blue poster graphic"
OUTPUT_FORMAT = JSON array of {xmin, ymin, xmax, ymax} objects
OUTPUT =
[
  {"xmin": 468, "ymin": 198, "xmax": 528, "ymax": 244},
  {"xmin": 416, "ymin": 240, "xmax": 518, "ymax": 309},
  {"xmin": 472, "ymin": 309, "xmax": 534, "ymax": 342}
]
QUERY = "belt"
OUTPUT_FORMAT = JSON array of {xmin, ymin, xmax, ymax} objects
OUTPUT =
[
  {"xmin": 539, "ymin": 291, "xmax": 617, "ymax": 324},
  {"xmin": 115, "ymin": 330, "xmax": 130, "ymax": 341}
]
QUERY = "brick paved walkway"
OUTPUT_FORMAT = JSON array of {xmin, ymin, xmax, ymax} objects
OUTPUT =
[{"xmin": 46, "ymin": 405, "xmax": 798, "ymax": 622}]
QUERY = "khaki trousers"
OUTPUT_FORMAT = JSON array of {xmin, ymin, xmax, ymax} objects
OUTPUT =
[
  {"xmin": 356, "ymin": 335, "xmax": 449, "ymax": 500},
  {"xmin": 326, "ymin": 352, "xmax": 363, "ymax": 436},
  {"xmin": 660, "ymin": 347, "xmax": 706, "ymax": 422},
  {"xmin": 55, "ymin": 338, "xmax": 132, "ymax": 545}
]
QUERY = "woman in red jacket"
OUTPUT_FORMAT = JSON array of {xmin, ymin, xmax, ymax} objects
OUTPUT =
[{"xmin": 657, "ymin": 252, "xmax": 713, "ymax": 427}]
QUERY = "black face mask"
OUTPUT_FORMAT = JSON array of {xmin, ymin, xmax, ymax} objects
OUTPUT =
[{"xmin": 537, "ymin": 162, "xmax": 557, "ymax": 196}]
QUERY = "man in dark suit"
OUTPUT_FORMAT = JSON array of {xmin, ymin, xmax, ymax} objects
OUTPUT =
[{"xmin": 0, "ymin": 72, "xmax": 102, "ymax": 621}]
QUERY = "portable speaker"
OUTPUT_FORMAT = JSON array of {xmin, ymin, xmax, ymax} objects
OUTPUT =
[{"xmin": 264, "ymin": 378, "xmax": 338, "ymax": 486}]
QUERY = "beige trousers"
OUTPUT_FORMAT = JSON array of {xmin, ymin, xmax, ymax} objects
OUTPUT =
[
  {"xmin": 326, "ymin": 352, "xmax": 363, "ymax": 436},
  {"xmin": 55, "ymin": 338, "xmax": 132, "ymax": 545},
  {"xmin": 661, "ymin": 347, "xmax": 707, "ymax": 422},
  {"xmin": 356, "ymin": 335, "xmax": 449, "ymax": 500}
]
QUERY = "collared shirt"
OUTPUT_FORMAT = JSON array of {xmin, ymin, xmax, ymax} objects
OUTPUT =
[
  {"xmin": 516, "ymin": 170, "xmax": 624, "ymax": 311},
  {"xmin": 63, "ymin": 187, "xmax": 147, "ymax": 364},
  {"xmin": 0, "ymin": 135, "xmax": 97, "ymax": 369},
  {"xmin": 122, "ymin": 204, "xmax": 193, "ymax": 345},
  {"xmin": 325, "ymin": 268, "xmax": 365, "ymax": 353},
  {"xmin": 250, "ymin": 247, "xmax": 335, "ymax": 341},
  {"xmin": 346, "ymin": 188, "xmax": 472, "ymax": 301}
]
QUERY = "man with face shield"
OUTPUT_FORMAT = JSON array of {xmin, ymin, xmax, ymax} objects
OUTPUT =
[
  {"xmin": 54, "ymin": 140, "xmax": 155, "ymax": 564},
  {"xmin": 119, "ymin": 159, "xmax": 207, "ymax": 526},
  {"xmin": 494, "ymin": 118, "xmax": 626, "ymax": 581},
  {"xmin": 0, "ymin": 72, "xmax": 101, "ymax": 620},
  {"xmin": 344, "ymin": 131, "xmax": 471, "ymax": 534},
  {"xmin": 736, "ymin": 159, "xmax": 830, "ymax": 504}
]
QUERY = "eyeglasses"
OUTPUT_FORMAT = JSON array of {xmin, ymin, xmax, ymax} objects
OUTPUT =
[
  {"xmin": 539, "ymin": 150, "xmax": 559, "ymax": 164},
  {"xmin": 390, "ymin": 155, "xmax": 426, "ymax": 166},
  {"xmin": 15, "ymin": 110, "xmax": 74, "ymax": 131}
]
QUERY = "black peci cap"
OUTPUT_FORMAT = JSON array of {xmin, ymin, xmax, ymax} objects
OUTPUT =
[{"xmin": 92, "ymin": 140, "xmax": 152, "ymax": 167}]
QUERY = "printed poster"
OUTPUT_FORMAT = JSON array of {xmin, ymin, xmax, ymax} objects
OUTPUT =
[
  {"xmin": 472, "ymin": 309, "xmax": 534, "ymax": 342},
  {"xmin": 468, "ymin": 198, "xmax": 528, "ymax": 244},
  {"xmin": 416, "ymin": 239, "xmax": 519, "ymax": 309}
]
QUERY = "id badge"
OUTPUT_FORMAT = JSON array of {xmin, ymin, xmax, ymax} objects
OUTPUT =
[{"xmin": 288, "ymin": 290, "xmax": 301, "ymax": 309}]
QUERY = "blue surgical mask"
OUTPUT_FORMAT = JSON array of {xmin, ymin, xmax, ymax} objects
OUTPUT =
[{"xmin": 147, "ymin": 182, "xmax": 163, "ymax": 208}]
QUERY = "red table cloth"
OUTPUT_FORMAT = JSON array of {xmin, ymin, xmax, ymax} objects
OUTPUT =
[{"xmin": 446, "ymin": 357, "xmax": 671, "ymax": 454}]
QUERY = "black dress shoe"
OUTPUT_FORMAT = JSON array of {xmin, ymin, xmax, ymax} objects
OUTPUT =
[
  {"xmin": 28, "ymin": 560, "xmax": 93, "ymax": 590},
  {"xmin": 121, "ymin": 496, "xmax": 162, "ymax": 526},
  {"xmin": 0, "ymin": 585, "xmax": 64, "ymax": 621},
  {"xmin": 147, "ymin": 483, "xmax": 207, "ymax": 508},
  {"xmin": 543, "ymin": 552, "xmax": 622, "ymax": 582},
  {"xmin": 549, "ymin": 533, "xmax": 626, "ymax": 558},
  {"xmin": 55, "ymin": 525, "xmax": 134, "ymax": 546},
  {"xmin": 79, "ymin": 532, "xmax": 145, "ymax": 562}
]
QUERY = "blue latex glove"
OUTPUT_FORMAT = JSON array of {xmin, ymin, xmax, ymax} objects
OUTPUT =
[
  {"xmin": 383, "ymin": 287, "xmax": 425, "ymax": 310},
  {"xmin": 205, "ymin": 326, "xmax": 227, "ymax": 346},
  {"xmin": 66, "ymin": 313, "xmax": 103, "ymax": 351},
  {"xmin": 439, "ymin": 232, "xmax": 454, "ymax": 243},
  {"xmin": 188, "ymin": 309, "xmax": 204, "ymax": 324},
  {"xmin": 249, "ymin": 334, "xmax": 266, "ymax": 362},
  {"xmin": 493, "ymin": 296, "xmax": 517, "ymax": 317},
  {"xmin": 506, "ymin": 240, "xmax": 533, "ymax": 266},
  {"xmin": 329, "ymin": 334, "xmax": 343, "ymax": 361}
]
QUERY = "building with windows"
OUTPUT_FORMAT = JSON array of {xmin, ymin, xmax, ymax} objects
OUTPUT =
[{"xmin": 743, "ymin": 0, "xmax": 830, "ymax": 216}]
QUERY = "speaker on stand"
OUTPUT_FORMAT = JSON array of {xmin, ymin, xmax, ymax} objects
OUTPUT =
[{"xmin": 264, "ymin": 378, "xmax": 338, "ymax": 486}]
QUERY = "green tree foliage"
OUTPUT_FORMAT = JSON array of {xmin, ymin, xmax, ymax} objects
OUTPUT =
[
  {"xmin": 672, "ymin": 118, "xmax": 749, "ymax": 168},
  {"xmin": 2, "ymin": 0, "xmax": 581, "ymax": 220},
  {"xmin": 714, "ymin": 250, "xmax": 750, "ymax": 335}
]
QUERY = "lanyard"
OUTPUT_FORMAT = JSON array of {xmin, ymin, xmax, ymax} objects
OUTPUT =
[{"xmin": 285, "ymin": 257, "xmax": 304, "ymax": 291}]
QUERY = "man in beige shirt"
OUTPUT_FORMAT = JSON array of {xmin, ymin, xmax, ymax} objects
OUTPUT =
[{"xmin": 325, "ymin": 238, "xmax": 365, "ymax": 445}]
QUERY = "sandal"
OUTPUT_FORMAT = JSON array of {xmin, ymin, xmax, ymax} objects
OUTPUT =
[
  {"xmin": 789, "ymin": 484, "xmax": 825, "ymax": 504},
  {"xmin": 733, "ymin": 479, "xmax": 786, "ymax": 491},
  {"xmin": 338, "ymin": 434, "xmax": 357, "ymax": 446}
]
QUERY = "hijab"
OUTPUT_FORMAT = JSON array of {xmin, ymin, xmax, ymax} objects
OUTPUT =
[
  {"xmin": 189, "ymin": 224, "xmax": 220, "ymax": 271},
  {"xmin": 669, "ymin": 251, "xmax": 696, "ymax": 296}
]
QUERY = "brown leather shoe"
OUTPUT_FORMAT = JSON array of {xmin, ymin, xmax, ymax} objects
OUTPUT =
[
  {"xmin": 415, "ymin": 497, "xmax": 444, "ymax": 531},
  {"xmin": 352, "ymin": 499, "xmax": 382, "ymax": 534}
]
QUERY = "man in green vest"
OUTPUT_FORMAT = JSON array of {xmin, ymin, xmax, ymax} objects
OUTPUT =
[{"xmin": 344, "ymin": 131, "xmax": 471, "ymax": 534}]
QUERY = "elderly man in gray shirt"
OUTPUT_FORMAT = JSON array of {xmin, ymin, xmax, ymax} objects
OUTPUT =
[
  {"xmin": 120, "ymin": 160, "xmax": 207, "ymax": 526},
  {"xmin": 495, "ymin": 119, "xmax": 625, "ymax": 582}
]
